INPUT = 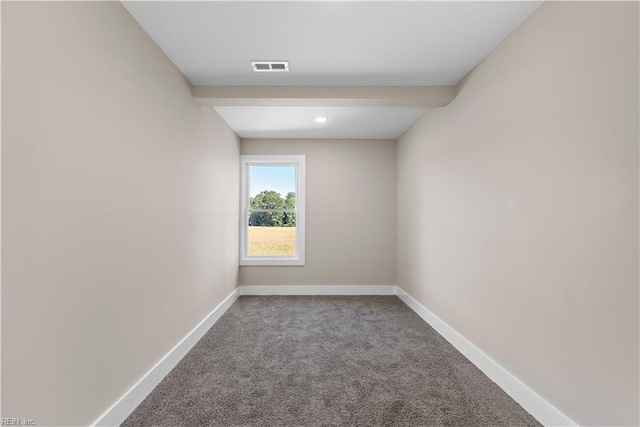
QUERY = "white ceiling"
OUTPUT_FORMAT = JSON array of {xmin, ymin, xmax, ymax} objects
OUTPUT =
[
  {"xmin": 213, "ymin": 106, "xmax": 426, "ymax": 139},
  {"xmin": 123, "ymin": 1, "xmax": 543, "ymax": 139},
  {"xmin": 123, "ymin": 1, "xmax": 542, "ymax": 86}
]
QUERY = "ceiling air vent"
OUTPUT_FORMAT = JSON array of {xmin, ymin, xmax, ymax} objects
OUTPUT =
[{"xmin": 251, "ymin": 61, "xmax": 289, "ymax": 72}]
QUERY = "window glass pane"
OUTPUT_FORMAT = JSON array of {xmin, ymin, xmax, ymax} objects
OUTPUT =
[
  {"xmin": 247, "ymin": 165, "xmax": 297, "ymax": 257},
  {"xmin": 247, "ymin": 212, "xmax": 297, "ymax": 256},
  {"xmin": 249, "ymin": 166, "xmax": 296, "ymax": 208}
]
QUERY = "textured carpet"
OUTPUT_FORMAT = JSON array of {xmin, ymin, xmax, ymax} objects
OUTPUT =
[{"xmin": 122, "ymin": 296, "xmax": 541, "ymax": 426}]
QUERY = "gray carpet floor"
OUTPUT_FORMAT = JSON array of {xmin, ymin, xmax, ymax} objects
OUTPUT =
[{"xmin": 122, "ymin": 296, "xmax": 541, "ymax": 426}]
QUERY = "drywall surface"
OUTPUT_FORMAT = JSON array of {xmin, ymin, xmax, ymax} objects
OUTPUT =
[
  {"xmin": 2, "ymin": 2, "xmax": 239, "ymax": 425},
  {"xmin": 240, "ymin": 139, "xmax": 396, "ymax": 286},
  {"xmin": 397, "ymin": 2, "xmax": 639, "ymax": 425}
]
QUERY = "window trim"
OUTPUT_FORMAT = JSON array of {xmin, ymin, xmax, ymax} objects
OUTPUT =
[{"xmin": 240, "ymin": 155, "xmax": 306, "ymax": 266}]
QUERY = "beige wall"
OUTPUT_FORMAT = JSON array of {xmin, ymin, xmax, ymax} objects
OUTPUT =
[
  {"xmin": 240, "ymin": 139, "xmax": 396, "ymax": 286},
  {"xmin": 1, "ymin": 2, "xmax": 239, "ymax": 425},
  {"xmin": 397, "ymin": 2, "xmax": 639, "ymax": 425}
]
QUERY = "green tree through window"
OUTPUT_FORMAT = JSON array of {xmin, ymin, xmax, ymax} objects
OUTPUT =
[{"xmin": 249, "ymin": 190, "xmax": 296, "ymax": 227}]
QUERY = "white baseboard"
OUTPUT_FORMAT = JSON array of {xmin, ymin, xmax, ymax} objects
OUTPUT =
[
  {"xmin": 91, "ymin": 288, "xmax": 240, "ymax": 427},
  {"xmin": 91, "ymin": 285, "xmax": 575, "ymax": 427},
  {"xmin": 396, "ymin": 287, "xmax": 577, "ymax": 427},
  {"xmin": 239, "ymin": 285, "xmax": 396, "ymax": 296}
]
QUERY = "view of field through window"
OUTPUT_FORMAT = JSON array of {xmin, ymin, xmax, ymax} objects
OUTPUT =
[{"xmin": 248, "ymin": 166, "xmax": 296, "ymax": 256}]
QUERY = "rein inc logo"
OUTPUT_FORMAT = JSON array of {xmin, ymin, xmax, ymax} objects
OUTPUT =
[{"xmin": 1, "ymin": 419, "xmax": 36, "ymax": 426}]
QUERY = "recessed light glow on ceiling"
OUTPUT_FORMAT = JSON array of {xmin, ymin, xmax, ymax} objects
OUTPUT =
[{"xmin": 315, "ymin": 117, "xmax": 328, "ymax": 123}]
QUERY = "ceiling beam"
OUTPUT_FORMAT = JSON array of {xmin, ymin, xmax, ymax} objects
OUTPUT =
[{"xmin": 191, "ymin": 86, "xmax": 456, "ymax": 108}]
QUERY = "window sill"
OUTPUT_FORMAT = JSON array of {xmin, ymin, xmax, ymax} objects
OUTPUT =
[{"xmin": 240, "ymin": 257, "xmax": 305, "ymax": 266}]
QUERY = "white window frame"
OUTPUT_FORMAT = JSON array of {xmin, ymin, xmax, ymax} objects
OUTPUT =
[{"xmin": 240, "ymin": 155, "xmax": 306, "ymax": 266}]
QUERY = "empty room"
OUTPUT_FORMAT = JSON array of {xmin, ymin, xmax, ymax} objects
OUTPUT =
[{"xmin": 1, "ymin": 1, "xmax": 638, "ymax": 426}]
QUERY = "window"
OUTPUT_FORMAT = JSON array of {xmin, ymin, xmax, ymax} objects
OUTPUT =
[{"xmin": 240, "ymin": 155, "xmax": 305, "ymax": 266}]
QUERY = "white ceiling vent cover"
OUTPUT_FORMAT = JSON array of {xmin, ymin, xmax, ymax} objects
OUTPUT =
[{"xmin": 251, "ymin": 61, "xmax": 289, "ymax": 72}]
